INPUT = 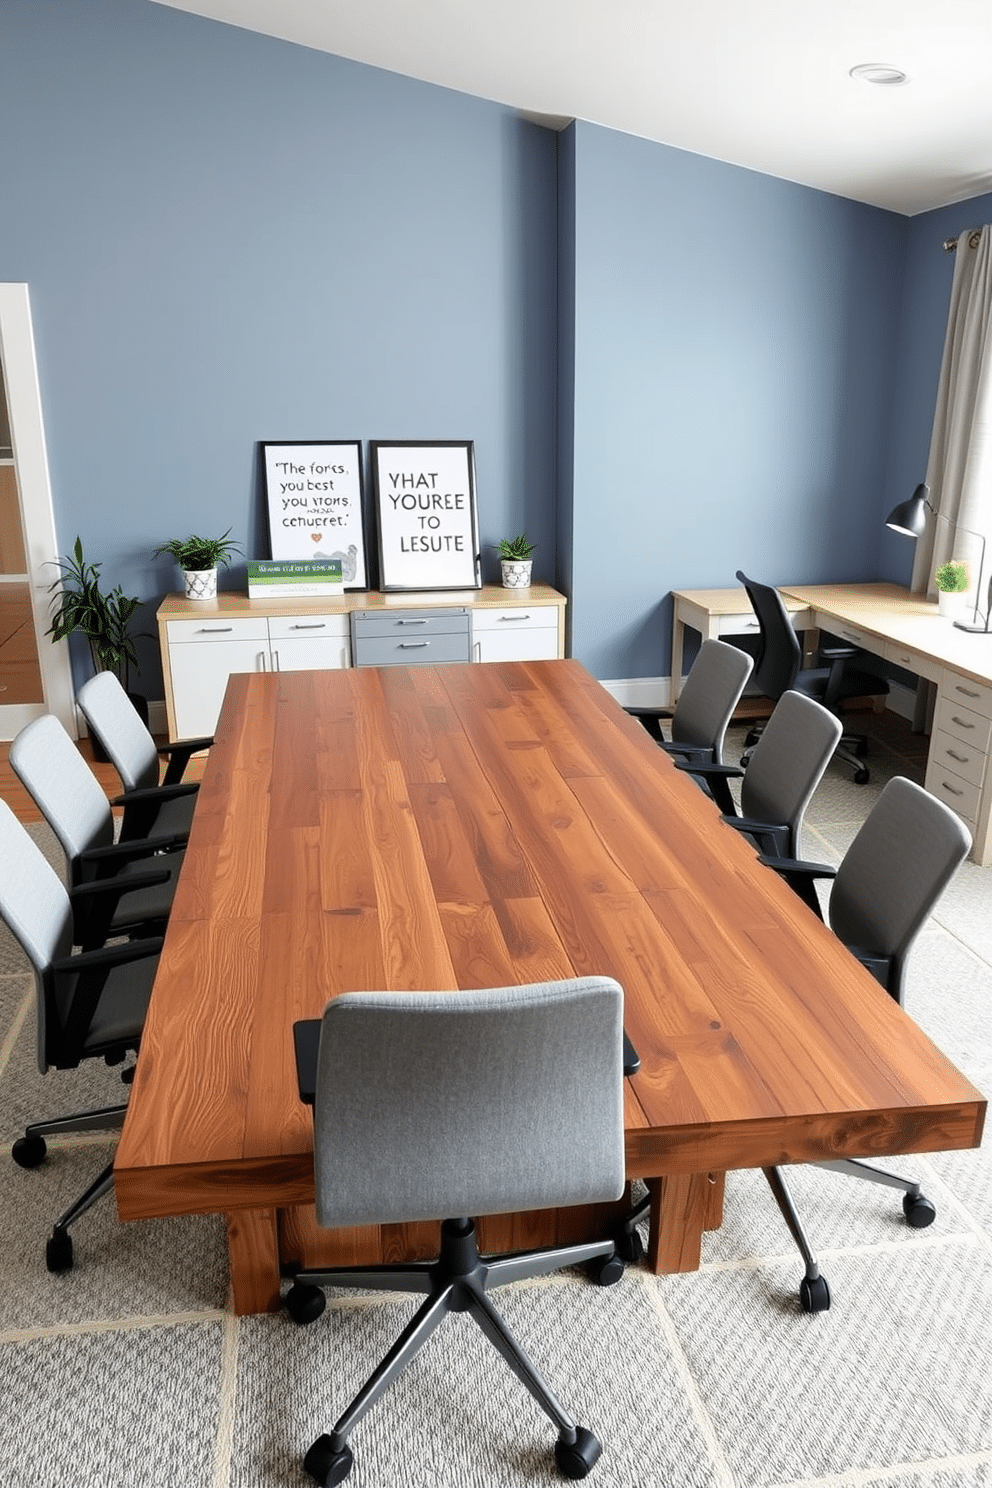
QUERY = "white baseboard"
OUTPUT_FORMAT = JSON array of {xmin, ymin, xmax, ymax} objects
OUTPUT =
[{"xmin": 600, "ymin": 676, "xmax": 670, "ymax": 709}]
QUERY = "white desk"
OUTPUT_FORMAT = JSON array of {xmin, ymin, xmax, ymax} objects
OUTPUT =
[{"xmin": 671, "ymin": 583, "xmax": 992, "ymax": 865}]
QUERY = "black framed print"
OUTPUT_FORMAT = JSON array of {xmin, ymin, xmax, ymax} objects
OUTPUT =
[
  {"xmin": 262, "ymin": 440, "xmax": 368, "ymax": 589},
  {"xmin": 372, "ymin": 440, "xmax": 481, "ymax": 591}
]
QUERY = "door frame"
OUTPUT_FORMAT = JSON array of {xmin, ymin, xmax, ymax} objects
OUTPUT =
[{"xmin": 0, "ymin": 283, "xmax": 75, "ymax": 739}]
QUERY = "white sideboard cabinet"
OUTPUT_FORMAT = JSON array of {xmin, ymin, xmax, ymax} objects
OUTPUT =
[{"xmin": 157, "ymin": 585, "xmax": 566, "ymax": 740}]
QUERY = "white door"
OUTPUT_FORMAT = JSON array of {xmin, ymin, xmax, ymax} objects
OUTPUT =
[{"xmin": 0, "ymin": 285, "xmax": 74, "ymax": 739}]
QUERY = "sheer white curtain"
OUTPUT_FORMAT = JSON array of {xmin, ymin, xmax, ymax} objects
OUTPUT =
[{"xmin": 914, "ymin": 225, "xmax": 992, "ymax": 604}]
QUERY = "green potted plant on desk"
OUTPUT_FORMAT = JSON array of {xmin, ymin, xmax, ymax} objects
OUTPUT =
[
  {"xmin": 152, "ymin": 529, "xmax": 242, "ymax": 601},
  {"xmin": 934, "ymin": 559, "xmax": 970, "ymax": 618},
  {"xmin": 46, "ymin": 536, "xmax": 148, "ymax": 733},
  {"xmin": 495, "ymin": 533, "xmax": 536, "ymax": 589}
]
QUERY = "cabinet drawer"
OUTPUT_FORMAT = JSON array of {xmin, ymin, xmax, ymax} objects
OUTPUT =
[
  {"xmin": 812, "ymin": 612, "xmax": 880, "ymax": 652},
  {"xmin": 472, "ymin": 604, "xmax": 558, "ymax": 633},
  {"xmin": 351, "ymin": 608, "xmax": 469, "ymax": 639},
  {"xmin": 929, "ymin": 728, "xmax": 988, "ymax": 790},
  {"xmin": 940, "ymin": 670, "xmax": 992, "ymax": 719},
  {"xmin": 882, "ymin": 640, "xmax": 942, "ymax": 684},
  {"xmin": 924, "ymin": 763, "xmax": 981, "ymax": 826},
  {"xmin": 167, "ymin": 617, "xmax": 268, "ymax": 644},
  {"xmin": 717, "ymin": 611, "xmax": 763, "ymax": 638},
  {"xmin": 934, "ymin": 692, "xmax": 992, "ymax": 753},
  {"xmin": 268, "ymin": 614, "xmax": 349, "ymax": 641},
  {"xmin": 353, "ymin": 633, "xmax": 471, "ymax": 667}
]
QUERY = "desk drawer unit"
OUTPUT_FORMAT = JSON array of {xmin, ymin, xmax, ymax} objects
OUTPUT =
[
  {"xmin": 925, "ymin": 670, "xmax": 992, "ymax": 835},
  {"xmin": 882, "ymin": 640, "xmax": 942, "ymax": 685},
  {"xmin": 472, "ymin": 604, "xmax": 560, "ymax": 662},
  {"xmin": 351, "ymin": 608, "xmax": 471, "ymax": 667}
]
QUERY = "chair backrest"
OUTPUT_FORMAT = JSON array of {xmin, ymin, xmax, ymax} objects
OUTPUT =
[
  {"xmin": 10, "ymin": 714, "xmax": 116, "ymax": 880},
  {"xmin": 740, "ymin": 690, "xmax": 842, "ymax": 858},
  {"xmin": 671, "ymin": 639, "xmax": 754, "ymax": 764},
  {"xmin": 77, "ymin": 671, "xmax": 160, "ymax": 792},
  {"xmin": 311, "ymin": 976, "xmax": 626, "ymax": 1229},
  {"xmin": 0, "ymin": 799, "xmax": 76, "ymax": 1071},
  {"xmin": 736, "ymin": 570, "xmax": 802, "ymax": 701},
  {"xmin": 830, "ymin": 776, "xmax": 972, "ymax": 1003}
]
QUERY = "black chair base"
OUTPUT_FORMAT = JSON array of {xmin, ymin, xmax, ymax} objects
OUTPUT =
[
  {"xmin": 12, "ymin": 1101, "xmax": 127, "ymax": 1272},
  {"xmin": 287, "ymin": 1216, "xmax": 616, "ymax": 1484}
]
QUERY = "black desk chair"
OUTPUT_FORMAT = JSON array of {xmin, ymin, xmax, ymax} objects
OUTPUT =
[
  {"xmin": 735, "ymin": 570, "xmax": 888, "ymax": 783},
  {"xmin": 10, "ymin": 714, "xmax": 185, "ymax": 946},
  {"xmin": 76, "ymin": 670, "xmax": 210, "ymax": 842},
  {"xmin": 627, "ymin": 637, "xmax": 753, "ymax": 765},
  {"xmin": 1, "ymin": 799, "xmax": 161, "ymax": 1273},
  {"xmin": 758, "ymin": 776, "xmax": 972, "ymax": 1311},
  {"xmin": 285, "ymin": 977, "xmax": 628, "ymax": 1485}
]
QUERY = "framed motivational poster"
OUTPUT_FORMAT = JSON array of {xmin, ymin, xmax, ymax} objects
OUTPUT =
[
  {"xmin": 262, "ymin": 440, "xmax": 368, "ymax": 589},
  {"xmin": 372, "ymin": 440, "xmax": 481, "ymax": 591}
]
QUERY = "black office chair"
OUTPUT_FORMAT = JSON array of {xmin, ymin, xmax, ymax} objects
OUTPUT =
[
  {"xmin": 76, "ymin": 670, "xmax": 210, "ymax": 842},
  {"xmin": 10, "ymin": 713, "xmax": 185, "ymax": 946},
  {"xmin": 0, "ymin": 799, "xmax": 162, "ymax": 1272},
  {"xmin": 757, "ymin": 775, "xmax": 973, "ymax": 1311},
  {"xmin": 676, "ymin": 689, "xmax": 843, "ymax": 857},
  {"xmin": 735, "ymin": 570, "xmax": 888, "ymax": 784},
  {"xmin": 285, "ymin": 976, "xmax": 628, "ymax": 1484},
  {"xmin": 627, "ymin": 637, "xmax": 753, "ymax": 765}
]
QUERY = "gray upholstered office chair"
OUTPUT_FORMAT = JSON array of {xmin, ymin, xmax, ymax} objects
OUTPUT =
[
  {"xmin": 76, "ymin": 670, "xmax": 209, "ymax": 842},
  {"xmin": 627, "ymin": 637, "xmax": 754, "ymax": 766},
  {"xmin": 10, "ymin": 714, "xmax": 185, "ymax": 946},
  {"xmin": 757, "ymin": 776, "xmax": 972, "ymax": 1311},
  {"xmin": 676, "ymin": 689, "xmax": 843, "ymax": 857},
  {"xmin": 735, "ymin": 570, "xmax": 888, "ymax": 784},
  {"xmin": 0, "ymin": 799, "xmax": 161, "ymax": 1272},
  {"xmin": 286, "ymin": 976, "xmax": 627, "ymax": 1484}
]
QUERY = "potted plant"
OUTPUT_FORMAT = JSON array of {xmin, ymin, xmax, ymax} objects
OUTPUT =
[
  {"xmin": 152, "ymin": 529, "xmax": 241, "ymax": 601},
  {"xmin": 495, "ymin": 533, "xmax": 536, "ymax": 589},
  {"xmin": 46, "ymin": 536, "xmax": 148, "ymax": 734},
  {"xmin": 934, "ymin": 559, "xmax": 970, "ymax": 617}
]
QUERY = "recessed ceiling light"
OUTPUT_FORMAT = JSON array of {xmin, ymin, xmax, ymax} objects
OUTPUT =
[{"xmin": 850, "ymin": 63, "xmax": 908, "ymax": 86}]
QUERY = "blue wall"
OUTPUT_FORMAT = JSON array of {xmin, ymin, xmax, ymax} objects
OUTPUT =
[
  {"xmin": 563, "ymin": 121, "xmax": 909, "ymax": 679},
  {"xmin": 0, "ymin": 0, "xmax": 557, "ymax": 692},
  {"xmin": 2, "ymin": 0, "xmax": 989, "ymax": 696}
]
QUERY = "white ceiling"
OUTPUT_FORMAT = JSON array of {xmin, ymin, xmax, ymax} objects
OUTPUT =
[{"xmin": 152, "ymin": 0, "xmax": 992, "ymax": 216}]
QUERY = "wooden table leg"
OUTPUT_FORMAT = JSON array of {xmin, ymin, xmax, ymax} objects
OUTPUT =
[
  {"xmin": 646, "ymin": 1173, "xmax": 720, "ymax": 1274},
  {"xmin": 226, "ymin": 1207, "xmax": 282, "ymax": 1315}
]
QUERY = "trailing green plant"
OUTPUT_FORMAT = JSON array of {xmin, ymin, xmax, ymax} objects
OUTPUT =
[
  {"xmin": 152, "ymin": 529, "xmax": 241, "ymax": 571},
  {"xmin": 494, "ymin": 533, "xmax": 537, "ymax": 561},
  {"xmin": 934, "ymin": 559, "xmax": 970, "ymax": 593},
  {"xmin": 47, "ymin": 536, "xmax": 142, "ymax": 688}
]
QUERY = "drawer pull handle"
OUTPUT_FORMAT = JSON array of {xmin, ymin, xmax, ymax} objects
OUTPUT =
[
  {"xmin": 290, "ymin": 623, "xmax": 326, "ymax": 631},
  {"xmin": 197, "ymin": 626, "xmax": 234, "ymax": 634},
  {"xmin": 399, "ymin": 641, "xmax": 429, "ymax": 648},
  {"xmin": 950, "ymin": 716, "xmax": 976, "ymax": 730},
  {"xmin": 840, "ymin": 629, "xmax": 862, "ymax": 642},
  {"xmin": 946, "ymin": 748, "xmax": 969, "ymax": 763},
  {"xmin": 396, "ymin": 618, "xmax": 429, "ymax": 625},
  {"xmin": 941, "ymin": 781, "xmax": 965, "ymax": 796},
  {"xmin": 955, "ymin": 684, "xmax": 980, "ymax": 698},
  {"xmin": 498, "ymin": 614, "xmax": 530, "ymax": 622}
]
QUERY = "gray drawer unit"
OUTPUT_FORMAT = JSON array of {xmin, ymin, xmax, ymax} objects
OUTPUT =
[{"xmin": 351, "ymin": 607, "xmax": 471, "ymax": 667}]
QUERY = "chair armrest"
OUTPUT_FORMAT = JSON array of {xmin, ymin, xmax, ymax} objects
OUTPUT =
[
  {"xmin": 674, "ymin": 758, "xmax": 740, "ymax": 815},
  {"xmin": 756, "ymin": 855, "xmax": 835, "ymax": 917},
  {"xmin": 53, "ymin": 935, "xmax": 164, "ymax": 975},
  {"xmin": 78, "ymin": 835, "xmax": 185, "ymax": 874},
  {"xmin": 52, "ymin": 935, "xmax": 163, "ymax": 1058},
  {"xmin": 115, "ymin": 781, "xmax": 198, "ymax": 843},
  {"xmin": 623, "ymin": 1031, "xmax": 640, "ymax": 1077},
  {"xmin": 657, "ymin": 740, "xmax": 715, "ymax": 764},
  {"xmin": 69, "ymin": 868, "xmax": 172, "ymax": 948},
  {"xmin": 112, "ymin": 781, "xmax": 200, "ymax": 807},
  {"xmin": 722, "ymin": 814, "xmax": 790, "ymax": 857},
  {"xmin": 159, "ymin": 737, "xmax": 213, "ymax": 785},
  {"xmin": 294, "ymin": 1018, "xmax": 321, "ymax": 1105},
  {"xmin": 847, "ymin": 946, "xmax": 894, "ymax": 992},
  {"xmin": 624, "ymin": 706, "xmax": 674, "ymax": 742}
]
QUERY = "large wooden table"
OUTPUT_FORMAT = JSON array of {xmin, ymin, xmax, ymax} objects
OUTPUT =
[{"xmin": 114, "ymin": 660, "xmax": 986, "ymax": 1314}]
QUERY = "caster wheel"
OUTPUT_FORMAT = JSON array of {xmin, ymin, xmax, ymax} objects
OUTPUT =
[
  {"xmin": 799, "ymin": 1274, "xmax": 830, "ymax": 1314},
  {"xmin": 614, "ymin": 1228, "xmax": 643, "ymax": 1264},
  {"xmin": 303, "ymin": 1435, "xmax": 353, "ymax": 1486},
  {"xmin": 854, "ymin": 768, "xmax": 870, "ymax": 785},
  {"xmin": 587, "ymin": 1250, "xmax": 625, "ymax": 1287},
  {"xmin": 903, "ymin": 1192, "xmax": 936, "ymax": 1229},
  {"xmin": 12, "ymin": 1135, "xmax": 47, "ymax": 1168},
  {"xmin": 555, "ymin": 1427, "xmax": 602, "ymax": 1480},
  {"xmin": 286, "ymin": 1282, "xmax": 326, "ymax": 1326},
  {"xmin": 46, "ymin": 1230, "xmax": 73, "ymax": 1273}
]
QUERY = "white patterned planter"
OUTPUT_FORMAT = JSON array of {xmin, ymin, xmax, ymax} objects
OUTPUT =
[
  {"xmin": 501, "ymin": 559, "xmax": 533, "ymax": 589},
  {"xmin": 184, "ymin": 567, "xmax": 218, "ymax": 601}
]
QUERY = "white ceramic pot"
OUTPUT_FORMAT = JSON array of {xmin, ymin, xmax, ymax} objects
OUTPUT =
[
  {"xmin": 501, "ymin": 559, "xmax": 533, "ymax": 589},
  {"xmin": 937, "ymin": 589, "xmax": 967, "ymax": 618},
  {"xmin": 184, "ymin": 567, "xmax": 218, "ymax": 601}
]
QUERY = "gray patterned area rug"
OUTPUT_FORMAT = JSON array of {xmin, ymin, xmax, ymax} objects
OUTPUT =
[{"xmin": 1, "ymin": 726, "xmax": 990, "ymax": 1488}]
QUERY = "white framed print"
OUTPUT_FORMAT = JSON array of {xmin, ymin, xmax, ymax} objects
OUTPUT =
[
  {"xmin": 262, "ymin": 440, "xmax": 367, "ymax": 589},
  {"xmin": 372, "ymin": 440, "xmax": 481, "ymax": 591}
]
